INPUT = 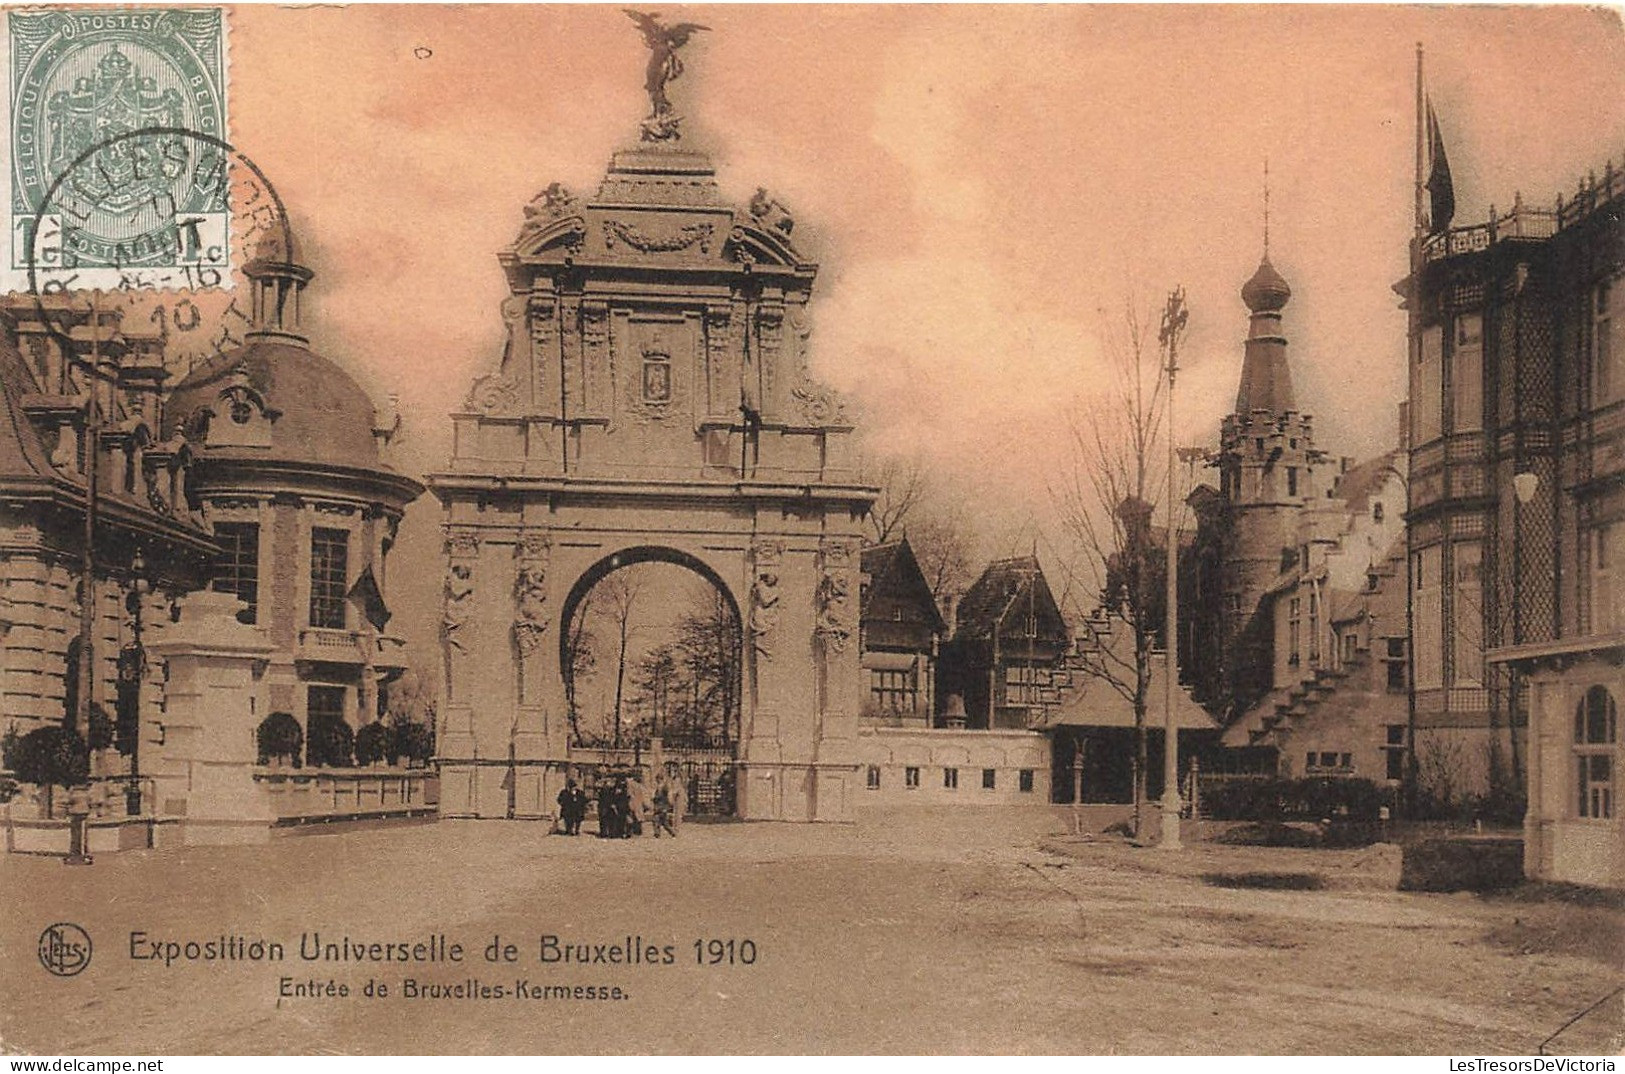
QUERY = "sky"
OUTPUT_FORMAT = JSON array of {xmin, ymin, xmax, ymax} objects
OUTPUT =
[{"xmin": 201, "ymin": 4, "xmax": 1625, "ymax": 658}]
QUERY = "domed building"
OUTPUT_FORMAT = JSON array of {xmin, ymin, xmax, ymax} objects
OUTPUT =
[{"xmin": 165, "ymin": 240, "xmax": 424, "ymax": 775}]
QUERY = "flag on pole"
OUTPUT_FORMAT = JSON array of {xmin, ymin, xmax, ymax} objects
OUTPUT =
[
  {"xmin": 346, "ymin": 565, "xmax": 391, "ymax": 632},
  {"xmin": 1426, "ymin": 98, "xmax": 1455, "ymax": 233}
]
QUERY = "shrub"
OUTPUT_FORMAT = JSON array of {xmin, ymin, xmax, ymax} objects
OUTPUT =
[
  {"xmin": 1203, "ymin": 776, "xmax": 1390, "ymax": 823},
  {"xmin": 256, "ymin": 712, "xmax": 303, "ymax": 766},
  {"xmin": 354, "ymin": 722, "xmax": 392, "ymax": 766},
  {"xmin": 306, "ymin": 711, "xmax": 354, "ymax": 768},
  {"xmin": 10, "ymin": 725, "xmax": 90, "ymax": 788},
  {"xmin": 86, "ymin": 703, "xmax": 115, "ymax": 752}
]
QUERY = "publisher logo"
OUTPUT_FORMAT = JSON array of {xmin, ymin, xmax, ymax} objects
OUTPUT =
[{"xmin": 38, "ymin": 923, "xmax": 91, "ymax": 977}]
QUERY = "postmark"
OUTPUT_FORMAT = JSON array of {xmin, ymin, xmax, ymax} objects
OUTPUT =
[
  {"xmin": 6, "ymin": 7, "xmax": 228, "ymax": 289},
  {"xmin": 23, "ymin": 127, "xmax": 294, "ymax": 382}
]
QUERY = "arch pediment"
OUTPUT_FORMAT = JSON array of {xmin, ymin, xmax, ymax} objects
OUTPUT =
[
  {"xmin": 724, "ymin": 221, "xmax": 803, "ymax": 268},
  {"xmin": 512, "ymin": 214, "xmax": 587, "ymax": 260}
]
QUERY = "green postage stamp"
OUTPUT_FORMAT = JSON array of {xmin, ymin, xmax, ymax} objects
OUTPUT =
[{"xmin": 5, "ymin": 7, "xmax": 229, "ymax": 290}]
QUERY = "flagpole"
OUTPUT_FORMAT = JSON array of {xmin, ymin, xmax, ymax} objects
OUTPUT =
[
  {"xmin": 1415, "ymin": 43, "xmax": 1426, "ymax": 242},
  {"xmin": 1402, "ymin": 42, "xmax": 1425, "ymax": 815}
]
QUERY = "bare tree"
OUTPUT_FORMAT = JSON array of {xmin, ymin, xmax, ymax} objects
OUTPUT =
[
  {"xmin": 909, "ymin": 505, "xmax": 977, "ymax": 608},
  {"xmin": 867, "ymin": 457, "xmax": 927, "ymax": 544},
  {"xmin": 1052, "ymin": 294, "xmax": 1172, "ymax": 839},
  {"xmin": 672, "ymin": 588, "xmax": 741, "ymax": 747},
  {"xmin": 601, "ymin": 571, "xmax": 644, "ymax": 750},
  {"xmin": 563, "ymin": 592, "xmax": 598, "ymax": 745}
]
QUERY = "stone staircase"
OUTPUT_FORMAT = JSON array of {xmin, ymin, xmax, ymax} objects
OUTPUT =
[{"xmin": 1247, "ymin": 661, "xmax": 1357, "ymax": 746}]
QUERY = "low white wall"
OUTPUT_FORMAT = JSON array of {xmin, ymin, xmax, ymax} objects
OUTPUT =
[{"xmin": 856, "ymin": 726, "xmax": 1051, "ymax": 803}]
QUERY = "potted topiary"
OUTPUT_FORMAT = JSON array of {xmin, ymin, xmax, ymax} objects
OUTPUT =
[
  {"xmin": 10, "ymin": 725, "xmax": 90, "ymax": 818},
  {"xmin": 354, "ymin": 722, "xmax": 391, "ymax": 767},
  {"xmin": 306, "ymin": 712, "xmax": 354, "ymax": 768},
  {"xmin": 256, "ymin": 712, "xmax": 303, "ymax": 769},
  {"xmin": 389, "ymin": 718, "xmax": 434, "ymax": 768}
]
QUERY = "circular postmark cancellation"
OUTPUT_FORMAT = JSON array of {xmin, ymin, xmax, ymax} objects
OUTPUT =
[
  {"xmin": 38, "ymin": 922, "xmax": 92, "ymax": 977},
  {"xmin": 23, "ymin": 126, "xmax": 296, "ymax": 376}
]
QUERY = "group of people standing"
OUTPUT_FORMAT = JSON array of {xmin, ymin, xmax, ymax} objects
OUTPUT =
[{"xmin": 556, "ymin": 771, "xmax": 684, "ymax": 839}]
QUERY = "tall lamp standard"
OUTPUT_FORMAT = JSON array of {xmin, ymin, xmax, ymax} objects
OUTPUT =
[
  {"xmin": 121, "ymin": 549, "xmax": 149, "ymax": 817},
  {"xmin": 1158, "ymin": 286, "xmax": 1189, "ymax": 851}
]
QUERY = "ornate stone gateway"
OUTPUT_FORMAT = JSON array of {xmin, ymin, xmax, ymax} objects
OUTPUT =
[{"xmin": 428, "ymin": 18, "xmax": 874, "ymax": 822}]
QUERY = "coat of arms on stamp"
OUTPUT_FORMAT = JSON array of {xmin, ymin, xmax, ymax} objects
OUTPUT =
[{"xmin": 7, "ymin": 8, "xmax": 228, "ymax": 287}]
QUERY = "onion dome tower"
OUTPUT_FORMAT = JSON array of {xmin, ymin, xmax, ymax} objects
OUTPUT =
[{"xmin": 1216, "ymin": 245, "xmax": 1322, "ymax": 701}]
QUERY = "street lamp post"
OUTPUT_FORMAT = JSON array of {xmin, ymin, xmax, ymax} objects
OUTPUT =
[
  {"xmin": 1159, "ymin": 287, "xmax": 1189, "ymax": 851},
  {"xmin": 122, "ymin": 549, "xmax": 149, "ymax": 817}
]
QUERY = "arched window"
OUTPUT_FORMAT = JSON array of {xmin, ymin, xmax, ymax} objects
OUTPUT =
[{"xmin": 1574, "ymin": 685, "xmax": 1617, "ymax": 820}]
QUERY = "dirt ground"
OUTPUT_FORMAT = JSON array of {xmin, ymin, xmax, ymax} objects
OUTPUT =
[{"xmin": 2, "ymin": 805, "xmax": 1620, "ymax": 1055}]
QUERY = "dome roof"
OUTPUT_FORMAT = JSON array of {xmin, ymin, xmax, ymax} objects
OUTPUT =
[
  {"xmin": 166, "ymin": 339, "xmax": 386, "ymax": 472},
  {"xmin": 1241, "ymin": 255, "xmax": 1292, "ymax": 313}
]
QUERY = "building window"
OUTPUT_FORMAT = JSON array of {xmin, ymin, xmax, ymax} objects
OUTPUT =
[
  {"xmin": 1383, "ymin": 724, "xmax": 1407, "ymax": 781},
  {"xmin": 1593, "ymin": 524, "xmax": 1618, "ymax": 635},
  {"xmin": 1575, "ymin": 686, "xmax": 1617, "ymax": 821},
  {"xmin": 943, "ymin": 767, "xmax": 959, "ymax": 790},
  {"xmin": 1340, "ymin": 632, "xmax": 1358, "ymax": 665},
  {"xmin": 1288, "ymin": 597, "xmax": 1302, "ymax": 665},
  {"xmin": 1306, "ymin": 751, "xmax": 1352, "ymax": 774},
  {"xmin": 870, "ymin": 668, "xmax": 918, "ymax": 714},
  {"xmin": 1308, "ymin": 589, "xmax": 1321, "ymax": 666},
  {"xmin": 211, "ymin": 521, "xmax": 260, "ymax": 624},
  {"xmin": 982, "ymin": 768, "xmax": 996, "ymax": 790},
  {"xmin": 1413, "ymin": 545, "xmax": 1443, "ymax": 690},
  {"xmin": 1385, "ymin": 637, "xmax": 1407, "ymax": 692},
  {"xmin": 1372, "ymin": 501, "xmax": 1385, "ymax": 523},
  {"xmin": 1451, "ymin": 542, "xmax": 1484, "ymax": 688},
  {"xmin": 865, "ymin": 765, "xmax": 880, "ymax": 790},
  {"xmin": 1005, "ymin": 664, "xmax": 1040, "ymax": 706},
  {"xmin": 904, "ymin": 766, "xmax": 920, "ymax": 790},
  {"xmin": 309, "ymin": 527, "xmax": 350, "ymax": 629},
  {"xmin": 305, "ymin": 685, "xmax": 351, "ymax": 768},
  {"xmin": 1287, "ymin": 467, "xmax": 1298, "ymax": 498},
  {"xmin": 1414, "ymin": 324, "xmax": 1443, "ymax": 444},
  {"xmin": 1018, "ymin": 769, "xmax": 1034, "ymax": 793},
  {"xmin": 1595, "ymin": 277, "xmax": 1623, "ymax": 406},
  {"xmin": 1451, "ymin": 313, "xmax": 1483, "ymax": 433}
]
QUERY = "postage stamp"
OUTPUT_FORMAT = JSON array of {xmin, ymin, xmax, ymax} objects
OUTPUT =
[{"xmin": 4, "ymin": 7, "xmax": 229, "ymax": 290}]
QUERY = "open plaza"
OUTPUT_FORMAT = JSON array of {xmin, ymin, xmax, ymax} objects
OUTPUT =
[{"xmin": 2, "ymin": 807, "xmax": 1620, "ymax": 1055}]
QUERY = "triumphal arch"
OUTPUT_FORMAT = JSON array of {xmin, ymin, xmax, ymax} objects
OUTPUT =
[{"xmin": 429, "ymin": 16, "xmax": 875, "ymax": 822}]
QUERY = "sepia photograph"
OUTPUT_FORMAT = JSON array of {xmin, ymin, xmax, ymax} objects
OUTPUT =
[{"xmin": 0, "ymin": 2, "xmax": 1621, "ymax": 1057}]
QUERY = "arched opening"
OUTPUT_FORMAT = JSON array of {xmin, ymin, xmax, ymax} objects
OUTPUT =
[
  {"xmin": 559, "ymin": 547, "xmax": 744, "ymax": 817},
  {"xmin": 1574, "ymin": 685, "xmax": 1617, "ymax": 821}
]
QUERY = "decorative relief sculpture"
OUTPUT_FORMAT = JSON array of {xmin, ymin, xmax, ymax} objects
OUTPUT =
[
  {"xmin": 748, "ymin": 187, "xmax": 795, "ymax": 237},
  {"xmin": 513, "ymin": 565, "xmax": 548, "ymax": 654},
  {"xmin": 515, "ymin": 182, "xmax": 584, "ymax": 251},
  {"xmin": 790, "ymin": 374, "xmax": 848, "ymax": 426},
  {"xmin": 749, "ymin": 538, "xmax": 784, "ymax": 658},
  {"xmin": 511, "ymin": 528, "xmax": 552, "ymax": 655},
  {"xmin": 625, "ymin": 10, "xmax": 709, "ymax": 143},
  {"xmin": 442, "ymin": 563, "xmax": 475, "ymax": 653},
  {"xmin": 816, "ymin": 539, "xmax": 857, "ymax": 654}
]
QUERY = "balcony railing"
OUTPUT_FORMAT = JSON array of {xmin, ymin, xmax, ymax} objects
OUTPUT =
[{"xmin": 295, "ymin": 628, "xmax": 409, "ymax": 668}]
